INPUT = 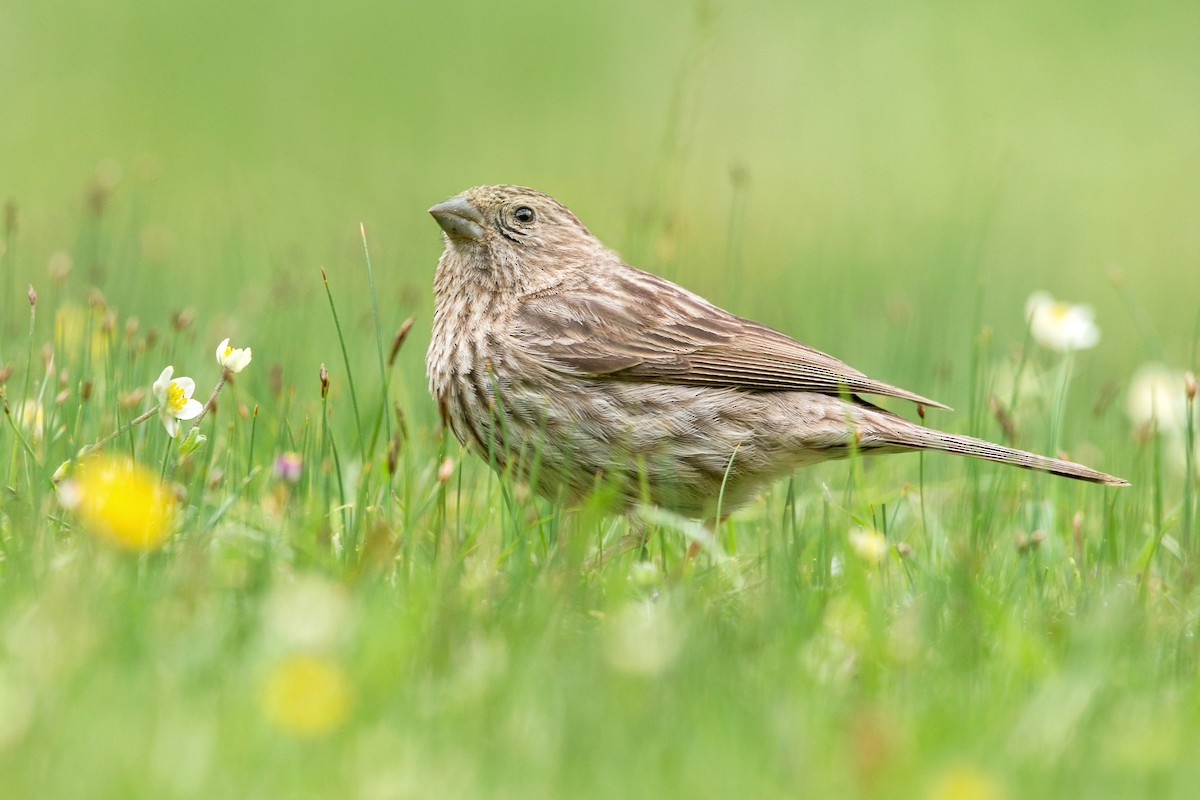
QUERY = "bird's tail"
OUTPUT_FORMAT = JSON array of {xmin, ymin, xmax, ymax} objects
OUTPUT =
[{"xmin": 874, "ymin": 418, "xmax": 1130, "ymax": 487}]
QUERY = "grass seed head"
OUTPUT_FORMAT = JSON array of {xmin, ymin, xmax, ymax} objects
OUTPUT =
[{"xmin": 388, "ymin": 316, "xmax": 415, "ymax": 367}]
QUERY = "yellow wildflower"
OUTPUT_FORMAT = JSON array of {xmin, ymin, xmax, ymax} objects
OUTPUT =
[
  {"xmin": 261, "ymin": 655, "xmax": 351, "ymax": 737},
  {"xmin": 849, "ymin": 528, "xmax": 888, "ymax": 564},
  {"xmin": 928, "ymin": 765, "xmax": 1005, "ymax": 800},
  {"xmin": 55, "ymin": 305, "xmax": 109, "ymax": 359},
  {"xmin": 59, "ymin": 455, "xmax": 175, "ymax": 551}
]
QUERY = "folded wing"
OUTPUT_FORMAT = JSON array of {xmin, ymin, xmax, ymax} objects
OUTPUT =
[{"xmin": 510, "ymin": 266, "xmax": 950, "ymax": 410}]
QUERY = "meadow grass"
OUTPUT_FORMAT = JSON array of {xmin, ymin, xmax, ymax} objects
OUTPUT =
[{"xmin": 2, "ymin": 1, "xmax": 1200, "ymax": 798}]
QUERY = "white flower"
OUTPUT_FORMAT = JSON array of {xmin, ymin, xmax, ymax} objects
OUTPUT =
[
  {"xmin": 604, "ymin": 601, "xmax": 682, "ymax": 676},
  {"xmin": 1126, "ymin": 363, "xmax": 1193, "ymax": 434},
  {"xmin": 1025, "ymin": 292, "xmax": 1100, "ymax": 353},
  {"xmin": 215, "ymin": 338, "xmax": 252, "ymax": 373},
  {"xmin": 16, "ymin": 400, "xmax": 44, "ymax": 444},
  {"xmin": 152, "ymin": 366, "xmax": 203, "ymax": 437},
  {"xmin": 261, "ymin": 574, "xmax": 352, "ymax": 651}
]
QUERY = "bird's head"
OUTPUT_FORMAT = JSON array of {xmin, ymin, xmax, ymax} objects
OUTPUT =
[{"xmin": 429, "ymin": 185, "xmax": 608, "ymax": 291}]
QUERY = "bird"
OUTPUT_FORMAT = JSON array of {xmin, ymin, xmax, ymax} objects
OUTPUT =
[{"xmin": 425, "ymin": 184, "xmax": 1128, "ymax": 519}]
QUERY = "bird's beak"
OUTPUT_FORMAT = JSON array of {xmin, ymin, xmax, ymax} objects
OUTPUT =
[{"xmin": 429, "ymin": 197, "xmax": 485, "ymax": 241}]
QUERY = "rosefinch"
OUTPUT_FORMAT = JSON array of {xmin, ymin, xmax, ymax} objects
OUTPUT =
[{"xmin": 426, "ymin": 185, "xmax": 1127, "ymax": 518}]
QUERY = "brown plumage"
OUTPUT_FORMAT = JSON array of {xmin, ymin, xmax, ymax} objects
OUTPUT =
[{"xmin": 425, "ymin": 185, "xmax": 1128, "ymax": 518}]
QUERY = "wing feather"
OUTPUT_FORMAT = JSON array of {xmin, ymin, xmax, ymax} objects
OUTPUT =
[{"xmin": 511, "ymin": 266, "xmax": 951, "ymax": 410}]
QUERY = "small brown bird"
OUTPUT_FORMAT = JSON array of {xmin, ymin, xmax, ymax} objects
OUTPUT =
[{"xmin": 426, "ymin": 185, "xmax": 1127, "ymax": 518}]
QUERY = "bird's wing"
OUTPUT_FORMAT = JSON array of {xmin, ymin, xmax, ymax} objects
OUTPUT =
[{"xmin": 510, "ymin": 267, "xmax": 951, "ymax": 410}]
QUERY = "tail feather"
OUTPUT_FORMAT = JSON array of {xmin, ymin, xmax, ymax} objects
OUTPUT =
[{"xmin": 880, "ymin": 423, "xmax": 1130, "ymax": 487}]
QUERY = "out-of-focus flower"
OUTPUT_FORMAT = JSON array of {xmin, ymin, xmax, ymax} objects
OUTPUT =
[
  {"xmin": 58, "ymin": 455, "xmax": 175, "ymax": 551},
  {"xmin": 261, "ymin": 655, "xmax": 351, "ymax": 737},
  {"xmin": 261, "ymin": 574, "xmax": 351, "ymax": 651},
  {"xmin": 849, "ymin": 528, "xmax": 888, "ymax": 565},
  {"xmin": 215, "ymin": 338, "xmax": 252, "ymax": 373},
  {"xmin": 1025, "ymin": 292, "xmax": 1099, "ymax": 353},
  {"xmin": 55, "ymin": 305, "xmax": 109, "ymax": 358},
  {"xmin": 15, "ymin": 400, "xmax": 44, "ymax": 444},
  {"xmin": 273, "ymin": 452, "xmax": 303, "ymax": 483},
  {"xmin": 152, "ymin": 366, "xmax": 203, "ymax": 437},
  {"xmin": 1126, "ymin": 363, "xmax": 1193, "ymax": 434},
  {"xmin": 928, "ymin": 765, "xmax": 1005, "ymax": 800},
  {"xmin": 604, "ymin": 601, "xmax": 683, "ymax": 676}
]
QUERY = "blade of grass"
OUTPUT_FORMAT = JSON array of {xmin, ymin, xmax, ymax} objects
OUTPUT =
[
  {"xmin": 360, "ymin": 223, "xmax": 393, "ymax": 451},
  {"xmin": 320, "ymin": 268, "xmax": 366, "ymax": 462}
]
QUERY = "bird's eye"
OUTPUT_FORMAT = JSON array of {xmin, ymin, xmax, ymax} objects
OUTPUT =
[{"xmin": 513, "ymin": 206, "xmax": 535, "ymax": 224}]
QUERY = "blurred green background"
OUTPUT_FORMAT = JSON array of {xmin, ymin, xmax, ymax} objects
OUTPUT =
[
  {"xmin": 3, "ymin": 2, "xmax": 1200, "ymax": 798},
  {"xmin": 3, "ymin": 0, "xmax": 1197, "ymax": 399}
]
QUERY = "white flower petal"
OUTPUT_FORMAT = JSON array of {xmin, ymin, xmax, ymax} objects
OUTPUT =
[
  {"xmin": 153, "ymin": 366, "xmax": 174, "ymax": 400},
  {"xmin": 173, "ymin": 376, "xmax": 196, "ymax": 399},
  {"xmin": 176, "ymin": 399, "xmax": 204, "ymax": 421},
  {"xmin": 228, "ymin": 347, "xmax": 252, "ymax": 372},
  {"xmin": 1025, "ymin": 292, "xmax": 1100, "ymax": 353},
  {"xmin": 217, "ymin": 340, "xmax": 253, "ymax": 373},
  {"xmin": 1025, "ymin": 291, "xmax": 1053, "ymax": 320},
  {"xmin": 1127, "ymin": 363, "xmax": 1190, "ymax": 433},
  {"xmin": 161, "ymin": 414, "xmax": 179, "ymax": 438},
  {"xmin": 57, "ymin": 479, "xmax": 82, "ymax": 509},
  {"xmin": 604, "ymin": 601, "xmax": 682, "ymax": 676}
]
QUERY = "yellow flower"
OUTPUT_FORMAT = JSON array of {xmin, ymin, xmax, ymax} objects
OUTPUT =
[
  {"xmin": 261, "ymin": 655, "xmax": 351, "ymax": 737},
  {"xmin": 215, "ymin": 338, "xmax": 253, "ymax": 373},
  {"xmin": 55, "ymin": 305, "xmax": 109, "ymax": 359},
  {"xmin": 1025, "ymin": 292, "xmax": 1099, "ymax": 353},
  {"xmin": 152, "ymin": 366, "xmax": 203, "ymax": 437},
  {"xmin": 58, "ymin": 455, "xmax": 175, "ymax": 551},
  {"xmin": 928, "ymin": 765, "xmax": 1005, "ymax": 800},
  {"xmin": 849, "ymin": 528, "xmax": 888, "ymax": 564}
]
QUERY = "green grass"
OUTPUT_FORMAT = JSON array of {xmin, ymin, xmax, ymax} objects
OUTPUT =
[{"xmin": 2, "ymin": 1, "xmax": 1200, "ymax": 798}]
